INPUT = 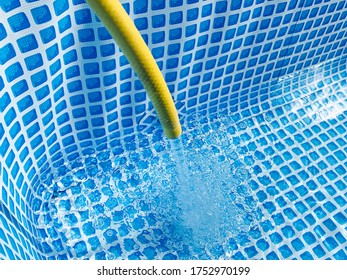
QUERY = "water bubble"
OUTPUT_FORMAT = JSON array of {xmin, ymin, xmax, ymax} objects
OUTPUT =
[
  {"xmin": 94, "ymin": 220, "xmax": 104, "ymax": 230},
  {"xmin": 105, "ymin": 229, "xmax": 114, "ymax": 237},
  {"xmin": 235, "ymin": 166, "xmax": 250, "ymax": 180},
  {"xmin": 265, "ymin": 114, "xmax": 272, "ymax": 122},
  {"xmin": 239, "ymin": 122, "xmax": 247, "ymax": 130},
  {"xmin": 107, "ymin": 253, "xmax": 116, "ymax": 260}
]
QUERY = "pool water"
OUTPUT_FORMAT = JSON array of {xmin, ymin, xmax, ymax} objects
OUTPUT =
[
  {"xmin": 35, "ymin": 113, "xmax": 261, "ymax": 260},
  {"xmin": 35, "ymin": 57, "xmax": 347, "ymax": 260}
]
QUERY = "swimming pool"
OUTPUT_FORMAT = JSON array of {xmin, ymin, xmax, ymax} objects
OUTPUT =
[
  {"xmin": 17, "ymin": 56, "xmax": 347, "ymax": 259},
  {"xmin": 1, "ymin": 0, "xmax": 347, "ymax": 260}
]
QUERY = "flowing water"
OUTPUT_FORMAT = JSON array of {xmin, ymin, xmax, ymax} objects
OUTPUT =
[{"xmin": 168, "ymin": 136, "xmax": 259, "ymax": 253}]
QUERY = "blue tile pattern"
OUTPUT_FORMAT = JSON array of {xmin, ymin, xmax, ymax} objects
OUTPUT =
[{"xmin": 1, "ymin": 0, "xmax": 347, "ymax": 259}]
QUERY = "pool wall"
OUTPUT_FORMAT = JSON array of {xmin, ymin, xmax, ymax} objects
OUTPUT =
[{"xmin": 1, "ymin": 0, "xmax": 347, "ymax": 259}]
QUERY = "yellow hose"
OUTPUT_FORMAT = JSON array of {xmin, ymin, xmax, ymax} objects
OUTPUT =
[{"xmin": 86, "ymin": 0, "xmax": 182, "ymax": 139}]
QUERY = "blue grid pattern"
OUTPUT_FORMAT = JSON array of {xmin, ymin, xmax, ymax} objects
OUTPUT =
[
  {"xmin": 25, "ymin": 56, "xmax": 347, "ymax": 259},
  {"xmin": 230, "ymin": 58, "xmax": 347, "ymax": 259},
  {"xmin": 0, "ymin": 0, "xmax": 347, "ymax": 259}
]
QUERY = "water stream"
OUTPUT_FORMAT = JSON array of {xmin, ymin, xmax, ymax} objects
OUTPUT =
[{"xmin": 167, "ymin": 131, "xmax": 259, "ymax": 254}]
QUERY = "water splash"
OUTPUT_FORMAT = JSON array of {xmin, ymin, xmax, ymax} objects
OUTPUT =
[
  {"xmin": 168, "ymin": 132, "xmax": 258, "ymax": 252},
  {"xmin": 169, "ymin": 138, "xmax": 192, "ymax": 189}
]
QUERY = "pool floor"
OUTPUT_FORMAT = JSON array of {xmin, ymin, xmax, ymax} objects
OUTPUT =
[{"xmin": 34, "ymin": 58, "xmax": 347, "ymax": 260}]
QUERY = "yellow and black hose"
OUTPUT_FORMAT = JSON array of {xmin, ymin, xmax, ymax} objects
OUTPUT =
[{"xmin": 86, "ymin": 0, "xmax": 182, "ymax": 139}]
